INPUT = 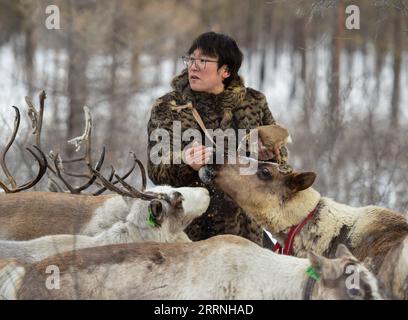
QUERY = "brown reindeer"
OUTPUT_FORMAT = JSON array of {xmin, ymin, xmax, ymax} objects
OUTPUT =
[{"xmin": 199, "ymin": 157, "xmax": 408, "ymax": 299}]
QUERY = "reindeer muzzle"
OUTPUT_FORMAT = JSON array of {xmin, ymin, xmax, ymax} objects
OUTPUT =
[{"xmin": 198, "ymin": 166, "xmax": 216, "ymax": 185}]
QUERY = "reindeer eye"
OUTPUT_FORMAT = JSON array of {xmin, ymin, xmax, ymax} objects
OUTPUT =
[{"xmin": 257, "ymin": 167, "xmax": 272, "ymax": 180}]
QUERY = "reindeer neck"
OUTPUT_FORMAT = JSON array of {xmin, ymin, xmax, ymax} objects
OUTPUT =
[
  {"xmin": 93, "ymin": 219, "xmax": 168, "ymax": 244},
  {"xmin": 270, "ymin": 188, "xmax": 321, "ymax": 235},
  {"xmin": 127, "ymin": 220, "xmax": 168, "ymax": 242},
  {"xmin": 262, "ymin": 254, "xmax": 312, "ymax": 299}
]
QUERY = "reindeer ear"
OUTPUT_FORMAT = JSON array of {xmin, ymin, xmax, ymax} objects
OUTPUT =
[
  {"xmin": 335, "ymin": 244, "xmax": 354, "ymax": 259},
  {"xmin": 286, "ymin": 172, "xmax": 316, "ymax": 192},
  {"xmin": 307, "ymin": 252, "xmax": 324, "ymax": 274},
  {"xmin": 149, "ymin": 200, "xmax": 163, "ymax": 218},
  {"xmin": 308, "ymin": 251, "xmax": 343, "ymax": 281}
]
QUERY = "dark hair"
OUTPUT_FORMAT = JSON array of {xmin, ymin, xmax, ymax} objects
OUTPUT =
[{"xmin": 187, "ymin": 32, "xmax": 243, "ymax": 87}]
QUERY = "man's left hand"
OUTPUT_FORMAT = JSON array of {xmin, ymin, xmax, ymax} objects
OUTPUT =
[{"xmin": 258, "ymin": 139, "xmax": 279, "ymax": 161}]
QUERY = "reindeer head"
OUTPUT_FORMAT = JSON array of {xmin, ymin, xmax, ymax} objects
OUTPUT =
[
  {"xmin": 307, "ymin": 244, "xmax": 383, "ymax": 300},
  {"xmin": 92, "ymin": 159, "xmax": 210, "ymax": 238},
  {"xmin": 199, "ymin": 157, "xmax": 316, "ymax": 219},
  {"xmin": 126, "ymin": 185, "xmax": 210, "ymax": 235}
]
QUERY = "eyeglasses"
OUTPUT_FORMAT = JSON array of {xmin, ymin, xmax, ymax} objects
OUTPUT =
[{"xmin": 182, "ymin": 56, "xmax": 218, "ymax": 70}]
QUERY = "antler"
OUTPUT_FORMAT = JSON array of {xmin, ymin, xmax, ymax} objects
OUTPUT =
[
  {"xmin": 44, "ymin": 106, "xmax": 108, "ymax": 194},
  {"xmin": 90, "ymin": 154, "xmax": 171, "ymax": 203},
  {"xmin": 66, "ymin": 106, "xmax": 93, "ymax": 157},
  {"xmin": 25, "ymin": 90, "xmax": 46, "ymax": 147},
  {"xmin": 92, "ymin": 157, "xmax": 137, "ymax": 196},
  {"xmin": 24, "ymin": 91, "xmax": 140, "ymax": 195},
  {"xmin": 0, "ymin": 106, "xmax": 48, "ymax": 193},
  {"xmin": 47, "ymin": 147, "xmax": 106, "ymax": 194}
]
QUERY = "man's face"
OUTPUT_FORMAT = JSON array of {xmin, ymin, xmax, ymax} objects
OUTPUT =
[{"xmin": 188, "ymin": 49, "xmax": 230, "ymax": 94}]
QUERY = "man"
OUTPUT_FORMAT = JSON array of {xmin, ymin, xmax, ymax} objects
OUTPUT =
[{"xmin": 147, "ymin": 32, "xmax": 288, "ymax": 247}]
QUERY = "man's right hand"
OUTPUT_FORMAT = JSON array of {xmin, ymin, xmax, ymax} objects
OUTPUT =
[{"xmin": 183, "ymin": 142, "xmax": 213, "ymax": 171}]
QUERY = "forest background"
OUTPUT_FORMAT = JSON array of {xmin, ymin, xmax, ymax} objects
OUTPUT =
[{"xmin": 0, "ymin": 0, "xmax": 407, "ymax": 213}]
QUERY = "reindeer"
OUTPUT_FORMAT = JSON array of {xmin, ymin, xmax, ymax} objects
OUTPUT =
[
  {"xmin": 0, "ymin": 100, "xmax": 210, "ymax": 259},
  {"xmin": 0, "ymin": 151, "xmax": 209, "ymax": 242},
  {"xmin": 199, "ymin": 157, "xmax": 408, "ymax": 299},
  {"xmin": 0, "ymin": 103, "xmax": 210, "ymax": 247},
  {"xmin": 0, "ymin": 157, "xmax": 206, "ymax": 239},
  {"xmin": 0, "ymin": 158, "xmax": 211, "ymax": 243},
  {"xmin": 0, "ymin": 235, "xmax": 382, "ymax": 300},
  {"xmin": 0, "ymin": 183, "xmax": 210, "ymax": 263},
  {"xmin": 0, "ymin": 93, "xmax": 208, "ymax": 244}
]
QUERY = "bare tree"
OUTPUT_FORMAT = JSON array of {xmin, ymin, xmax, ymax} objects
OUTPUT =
[
  {"xmin": 65, "ymin": 1, "xmax": 90, "ymax": 157},
  {"xmin": 327, "ymin": 0, "xmax": 344, "ymax": 143},
  {"xmin": 390, "ymin": 8, "xmax": 403, "ymax": 129}
]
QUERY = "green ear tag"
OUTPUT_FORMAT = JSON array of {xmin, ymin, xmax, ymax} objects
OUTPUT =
[
  {"xmin": 306, "ymin": 266, "xmax": 321, "ymax": 281},
  {"xmin": 147, "ymin": 207, "xmax": 156, "ymax": 228}
]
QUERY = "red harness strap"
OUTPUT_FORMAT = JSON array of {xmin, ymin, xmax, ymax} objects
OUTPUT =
[{"xmin": 272, "ymin": 204, "xmax": 319, "ymax": 256}]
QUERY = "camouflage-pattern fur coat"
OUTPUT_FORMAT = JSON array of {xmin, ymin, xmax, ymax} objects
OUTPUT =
[{"xmin": 147, "ymin": 70, "xmax": 288, "ymax": 247}]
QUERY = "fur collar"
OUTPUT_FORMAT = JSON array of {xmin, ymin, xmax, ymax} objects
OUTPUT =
[{"xmin": 171, "ymin": 69, "xmax": 247, "ymax": 129}]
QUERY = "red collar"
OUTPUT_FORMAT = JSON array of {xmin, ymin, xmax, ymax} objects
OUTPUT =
[{"xmin": 272, "ymin": 204, "xmax": 319, "ymax": 256}]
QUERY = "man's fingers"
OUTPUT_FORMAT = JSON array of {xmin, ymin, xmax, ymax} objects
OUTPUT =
[
  {"xmin": 185, "ymin": 145, "xmax": 206, "ymax": 158},
  {"xmin": 191, "ymin": 148, "xmax": 207, "ymax": 159},
  {"xmin": 258, "ymin": 147, "xmax": 276, "ymax": 161},
  {"xmin": 184, "ymin": 145, "xmax": 213, "ymax": 166},
  {"xmin": 257, "ymin": 150, "xmax": 266, "ymax": 160},
  {"xmin": 192, "ymin": 145, "xmax": 208, "ymax": 154},
  {"xmin": 191, "ymin": 152, "xmax": 210, "ymax": 164},
  {"xmin": 258, "ymin": 139, "xmax": 267, "ymax": 152},
  {"xmin": 203, "ymin": 149, "xmax": 213, "ymax": 162},
  {"xmin": 192, "ymin": 148, "xmax": 213, "ymax": 163},
  {"xmin": 192, "ymin": 146, "xmax": 212, "ymax": 156},
  {"xmin": 184, "ymin": 143, "xmax": 211, "ymax": 170}
]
